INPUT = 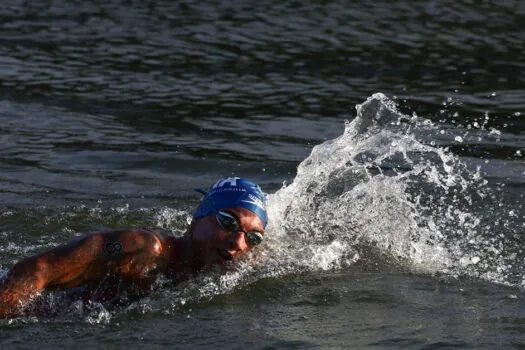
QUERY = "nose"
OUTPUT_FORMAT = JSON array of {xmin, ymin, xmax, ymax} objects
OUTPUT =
[{"xmin": 227, "ymin": 230, "xmax": 248, "ymax": 252}]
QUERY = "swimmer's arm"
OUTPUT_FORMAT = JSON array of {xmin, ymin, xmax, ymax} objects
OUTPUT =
[
  {"xmin": 0, "ymin": 229, "xmax": 163, "ymax": 318},
  {"xmin": 0, "ymin": 234, "xmax": 108, "ymax": 318}
]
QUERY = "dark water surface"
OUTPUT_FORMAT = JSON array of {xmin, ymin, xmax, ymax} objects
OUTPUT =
[{"xmin": 1, "ymin": 0, "xmax": 525, "ymax": 349}]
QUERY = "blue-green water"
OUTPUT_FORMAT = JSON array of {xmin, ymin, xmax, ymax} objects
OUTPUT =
[{"xmin": 1, "ymin": 1, "xmax": 524, "ymax": 348}]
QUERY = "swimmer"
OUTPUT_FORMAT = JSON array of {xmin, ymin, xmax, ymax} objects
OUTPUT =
[{"xmin": 0, "ymin": 177, "xmax": 268, "ymax": 318}]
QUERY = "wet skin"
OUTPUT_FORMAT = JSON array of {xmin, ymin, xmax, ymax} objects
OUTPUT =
[{"xmin": 0, "ymin": 207, "xmax": 264, "ymax": 318}]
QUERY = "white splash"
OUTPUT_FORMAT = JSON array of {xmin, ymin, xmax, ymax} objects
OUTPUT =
[{"xmin": 263, "ymin": 93, "xmax": 511, "ymax": 282}]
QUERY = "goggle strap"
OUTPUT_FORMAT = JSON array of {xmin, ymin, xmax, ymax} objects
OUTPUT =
[{"xmin": 194, "ymin": 188, "xmax": 208, "ymax": 196}]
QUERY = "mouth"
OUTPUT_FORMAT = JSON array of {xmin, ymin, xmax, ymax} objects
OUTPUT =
[{"xmin": 217, "ymin": 248, "xmax": 233, "ymax": 261}]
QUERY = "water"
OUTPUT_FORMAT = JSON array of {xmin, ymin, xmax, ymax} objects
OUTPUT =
[{"xmin": 1, "ymin": 0, "xmax": 525, "ymax": 348}]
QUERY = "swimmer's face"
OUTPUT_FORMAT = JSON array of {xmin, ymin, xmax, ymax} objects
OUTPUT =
[{"xmin": 189, "ymin": 207, "xmax": 265, "ymax": 269}]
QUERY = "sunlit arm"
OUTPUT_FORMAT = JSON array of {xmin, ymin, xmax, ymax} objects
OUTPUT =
[
  {"xmin": 0, "ymin": 229, "xmax": 167, "ymax": 318},
  {"xmin": 0, "ymin": 234, "xmax": 105, "ymax": 317}
]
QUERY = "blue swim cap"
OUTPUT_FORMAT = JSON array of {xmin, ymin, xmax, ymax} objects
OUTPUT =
[{"xmin": 193, "ymin": 177, "xmax": 268, "ymax": 228}]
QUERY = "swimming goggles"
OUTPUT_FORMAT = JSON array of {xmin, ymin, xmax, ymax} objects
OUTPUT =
[{"xmin": 215, "ymin": 210, "xmax": 264, "ymax": 246}]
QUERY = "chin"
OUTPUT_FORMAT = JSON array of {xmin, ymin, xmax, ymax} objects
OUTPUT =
[{"xmin": 205, "ymin": 251, "xmax": 236, "ymax": 271}]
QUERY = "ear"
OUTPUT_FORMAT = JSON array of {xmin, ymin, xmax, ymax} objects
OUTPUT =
[
  {"xmin": 186, "ymin": 215, "xmax": 208, "ymax": 236},
  {"xmin": 185, "ymin": 220, "xmax": 196, "ymax": 237}
]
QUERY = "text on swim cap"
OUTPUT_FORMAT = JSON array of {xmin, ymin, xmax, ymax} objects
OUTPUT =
[{"xmin": 212, "ymin": 177, "xmax": 240, "ymax": 189}]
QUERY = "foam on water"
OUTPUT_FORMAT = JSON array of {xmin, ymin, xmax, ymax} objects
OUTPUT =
[{"xmin": 262, "ymin": 93, "xmax": 521, "ymax": 286}]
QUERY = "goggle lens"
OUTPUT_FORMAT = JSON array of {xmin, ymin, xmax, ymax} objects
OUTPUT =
[
  {"xmin": 216, "ymin": 211, "xmax": 239, "ymax": 232},
  {"xmin": 245, "ymin": 231, "xmax": 263, "ymax": 246}
]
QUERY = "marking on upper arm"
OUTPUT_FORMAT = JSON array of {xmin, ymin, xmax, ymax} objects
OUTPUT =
[{"xmin": 104, "ymin": 241, "xmax": 123, "ymax": 255}]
